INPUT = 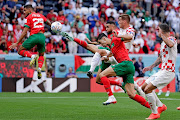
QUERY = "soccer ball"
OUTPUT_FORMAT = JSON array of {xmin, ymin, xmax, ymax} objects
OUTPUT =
[{"xmin": 51, "ymin": 21, "xmax": 62, "ymax": 33}]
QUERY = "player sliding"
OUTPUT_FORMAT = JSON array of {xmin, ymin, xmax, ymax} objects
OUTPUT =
[
  {"xmin": 142, "ymin": 23, "xmax": 177, "ymax": 119},
  {"xmin": 96, "ymin": 33, "xmax": 150, "ymax": 108},
  {"xmin": 9, "ymin": 5, "xmax": 51, "ymax": 79}
]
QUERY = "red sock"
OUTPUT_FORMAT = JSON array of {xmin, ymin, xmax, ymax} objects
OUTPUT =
[
  {"xmin": 38, "ymin": 56, "xmax": 44, "ymax": 68},
  {"xmin": 19, "ymin": 50, "xmax": 32, "ymax": 58},
  {"xmin": 133, "ymin": 94, "xmax": 150, "ymax": 109},
  {"xmin": 74, "ymin": 38, "xmax": 87, "ymax": 48},
  {"xmin": 100, "ymin": 76, "xmax": 113, "ymax": 96},
  {"xmin": 167, "ymin": 84, "xmax": 170, "ymax": 91},
  {"xmin": 109, "ymin": 80, "xmax": 121, "ymax": 86}
]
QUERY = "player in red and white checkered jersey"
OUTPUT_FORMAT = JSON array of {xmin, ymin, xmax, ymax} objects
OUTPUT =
[
  {"xmin": 116, "ymin": 14, "xmax": 135, "ymax": 51},
  {"xmin": 142, "ymin": 23, "xmax": 177, "ymax": 120}
]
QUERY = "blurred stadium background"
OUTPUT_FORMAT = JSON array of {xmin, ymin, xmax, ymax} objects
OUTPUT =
[{"xmin": 0, "ymin": 0, "xmax": 180, "ymax": 119}]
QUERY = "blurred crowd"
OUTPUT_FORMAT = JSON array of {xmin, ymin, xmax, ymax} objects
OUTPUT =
[{"xmin": 0, "ymin": 0, "xmax": 180, "ymax": 54}]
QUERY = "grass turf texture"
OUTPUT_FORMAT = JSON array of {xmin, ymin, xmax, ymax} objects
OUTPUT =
[{"xmin": 0, "ymin": 92, "xmax": 179, "ymax": 120}]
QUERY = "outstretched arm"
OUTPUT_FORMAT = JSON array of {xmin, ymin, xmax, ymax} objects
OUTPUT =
[
  {"xmin": 85, "ymin": 38, "xmax": 99, "ymax": 45},
  {"xmin": 9, "ymin": 27, "xmax": 29, "ymax": 49},
  {"xmin": 46, "ymin": 19, "xmax": 51, "ymax": 26},
  {"xmin": 142, "ymin": 56, "xmax": 162, "ymax": 73}
]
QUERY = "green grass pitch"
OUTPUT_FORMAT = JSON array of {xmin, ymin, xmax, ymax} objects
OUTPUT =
[{"xmin": 0, "ymin": 92, "xmax": 179, "ymax": 120}]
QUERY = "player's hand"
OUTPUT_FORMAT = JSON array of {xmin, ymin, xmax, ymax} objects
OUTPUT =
[
  {"xmin": 113, "ymin": 30, "xmax": 117, "ymax": 37},
  {"xmin": 101, "ymin": 56, "xmax": 109, "ymax": 62},
  {"xmin": 85, "ymin": 37, "xmax": 91, "ymax": 43},
  {"xmin": 9, "ymin": 43, "xmax": 18, "ymax": 49},
  {"xmin": 142, "ymin": 66, "xmax": 151, "ymax": 73}
]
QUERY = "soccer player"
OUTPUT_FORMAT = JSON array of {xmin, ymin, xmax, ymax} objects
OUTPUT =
[
  {"xmin": 142, "ymin": 23, "xmax": 177, "ymax": 119},
  {"xmin": 9, "ymin": 5, "xmax": 51, "ymax": 79},
  {"xmin": 91, "ymin": 33, "xmax": 150, "ymax": 108}
]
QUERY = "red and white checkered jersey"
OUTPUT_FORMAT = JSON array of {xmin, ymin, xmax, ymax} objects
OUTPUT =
[
  {"xmin": 160, "ymin": 36, "xmax": 177, "ymax": 72},
  {"xmin": 117, "ymin": 26, "xmax": 135, "ymax": 50}
]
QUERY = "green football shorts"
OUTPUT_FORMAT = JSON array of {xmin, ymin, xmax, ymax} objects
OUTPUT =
[
  {"xmin": 111, "ymin": 61, "xmax": 135, "ymax": 85},
  {"xmin": 22, "ymin": 33, "xmax": 46, "ymax": 53}
]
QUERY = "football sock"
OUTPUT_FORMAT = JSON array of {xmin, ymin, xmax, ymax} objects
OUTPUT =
[
  {"xmin": 74, "ymin": 38, "xmax": 88, "ymax": 48},
  {"xmin": 100, "ymin": 76, "xmax": 113, "ymax": 96},
  {"xmin": 133, "ymin": 94, "xmax": 150, "ymax": 109},
  {"xmin": 109, "ymin": 80, "xmax": 121, "ymax": 86},
  {"xmin": 146, "ymin": 93, "xmax": 158, "ymax": 114},
  {"xmin": 134, "ymin": 82, "xmax": 146, "ymax": 98},
  {"xmin": 19, "ymin": 50, "xmax": 32, "ymax": 58},
  {"xmin": 89, "ymin": 52, "xmax": 101, "ymax": 72},
  {"xmin": 38, "ymin": 56, "xmax": 44, "ymax": 68},
  {"xmin": 152, "ymin": 91, "xmax": 163, "ymax": 107}
]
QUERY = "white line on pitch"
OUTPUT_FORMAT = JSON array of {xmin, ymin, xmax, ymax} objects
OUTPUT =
[{"xmin": 0, "ymin": 96, "xmax": 180, "ymax": 101}]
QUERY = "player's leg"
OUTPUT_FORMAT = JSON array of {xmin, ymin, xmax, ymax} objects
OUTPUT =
[
  {"xmin": 18, "ymin": 45, "xmax": 33, "ymax": 58},
  {"xmin": 144, "ymin": 83, "xmax": 160, "ymax": 119},
  {"xmin": 134, "ymin": 81, "xmax": 146, "ymax": 98},
  {"xmin": 88, "ymin": 49, "xmax": 110, "ymax": 78},
  {"xmin": 157, "ymin": 89, "xmax": 162, "ymax": 95},
  {"xmin": 41, "ymin": 72, "xmax": 47, "ymax": 92},
  {"xmin": 96, "ymin": 68, "xmax": 103, "ymax": 84},
  {"xmin": 165, "ymin": 83, "xmax": 170, "ymax": 96},
  {"xmin": 99, "ymin": 66, "xmax": 117, "ymax": 105},
  {"xmin": 124, "ymin": 76, "xmax": 150, "ymax": 109},
  {"xmin": 36, "ymin": 33, "xmax": 46, "ymax": 79}
]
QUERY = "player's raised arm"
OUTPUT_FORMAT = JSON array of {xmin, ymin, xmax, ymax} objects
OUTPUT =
[
  {"xmin": 9, "ymin": 27, "xmax": 29, "ymax": 49},
  {"xmin": 158, "ymin": 25, "xmax": 174, "ymax": 48},
  {"xmin": 45, "ymin": 19, "xmax": 51, "ymax": 26}
]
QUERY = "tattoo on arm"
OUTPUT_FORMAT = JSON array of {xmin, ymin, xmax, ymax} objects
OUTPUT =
[{"xmin": 151, "ymin": 56, "xmax": 162, "ymax": 68}]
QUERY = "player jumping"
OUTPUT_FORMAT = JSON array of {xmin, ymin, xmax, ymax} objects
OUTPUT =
[
  {"xmin": 9, "ymin": 5, "xmax": 51, "ymax": 79},
  {"xmin": 142, "ymin": 23, "xmax": 177, "ymax": 119}
]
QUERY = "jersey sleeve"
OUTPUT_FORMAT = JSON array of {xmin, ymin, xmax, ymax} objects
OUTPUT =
[
  {"xmin": 169, "ymin": 37, "xmax": 176, "ymax": 44},
  {"xmin": 41, "ymin": 14, "xmax": 47, "ymax": 23},
  {"xmin": 126, "ymin": 28, "xmax": 135, "ymax": 37},
  {"xmin": 24, "ymin": 16, "xmax": 31, "ymax": 28}
]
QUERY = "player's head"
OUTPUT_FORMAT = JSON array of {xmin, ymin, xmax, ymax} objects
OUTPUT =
[
  {"xmin": 105, "ymin": 21, "xmax": 116, "ymax": 34},
  {"xmin": 24, "ymin": 4, "xmax": 34, "ymax": 16},
  {"xmin": 96, "ymin": 33, "xmax": 108, "ymax": 46},
  {"xmin": 118, "ymin": 14, "xmax": 130, "ymax": 28},
  {"xmin": 158, "ymin": 23, "xmax": 170, "ymax": 36}
]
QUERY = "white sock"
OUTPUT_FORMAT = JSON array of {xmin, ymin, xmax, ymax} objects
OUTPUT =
[
  {"xmin": 43, "ymin": 81, "xmax": 47, "ymax": 92},
  {"xmin": 146, "ymin": 93, "xmax": 158, "ymax": 114},
  {"xmin": 89, "ymin": 52, "xmax": 101, "ymax": 72},
  {"xmin": 152, "ymin": 91, "xmax": 163, "ymax": 107},
  {"xmin": 134, "ymin": 82, "xmax": 146, "ymax": 99}
]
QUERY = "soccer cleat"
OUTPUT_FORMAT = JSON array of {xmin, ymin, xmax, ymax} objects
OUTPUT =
[
  {"xmin": 87, "ymin": 71, "xmax": 93, "ymax": 79},
  {"xmin": 157, "ymin": 104, "xmax": 167, "ymax": 114},
  {"xmin": 165, "ymin": 91, "xmax": 170, "ymax": 97},
  {"xmin": 103, "ymin": 95, "xmax": 117, "ymax": 105},
  {"xmin": 146, "ymin": 113, "xmax": 160, "ymax": 120},
  {"xmin": 177, "ymin": 106, "xmax": 180, "ymax": 110},
  {"xmin": 37, "ymin": 68, "xmax": 42, "ymax": 79},
  {"xmin": 30, "ymin": 55, "xmax": 38, "ymax": 67},
  {"xmin": 61, "ymin": 32, "xmax": 74, "ymax": 41}
]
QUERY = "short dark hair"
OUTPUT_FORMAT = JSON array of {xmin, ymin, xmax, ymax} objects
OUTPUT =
[
  {"xmin": 96, "ymin": 33, "xmax": 107, "ymax": 42},
  {"xmin": 159, "ymin": 23, "xmax": 170, "ymax": 33},
  {"xmin": 132, "ymin": 58, "xmax": 136, "ymax": 61},
  {"xmin": 24, "ymin": 4, "xmax": 34, "ymax": 9},
  {"xmin": 119, "ymin": 14, "xmax": 130, "ymax": 23},
  {"xmin": 106, "ymin": 21, "xmax": 116, "ymax": 25}
]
